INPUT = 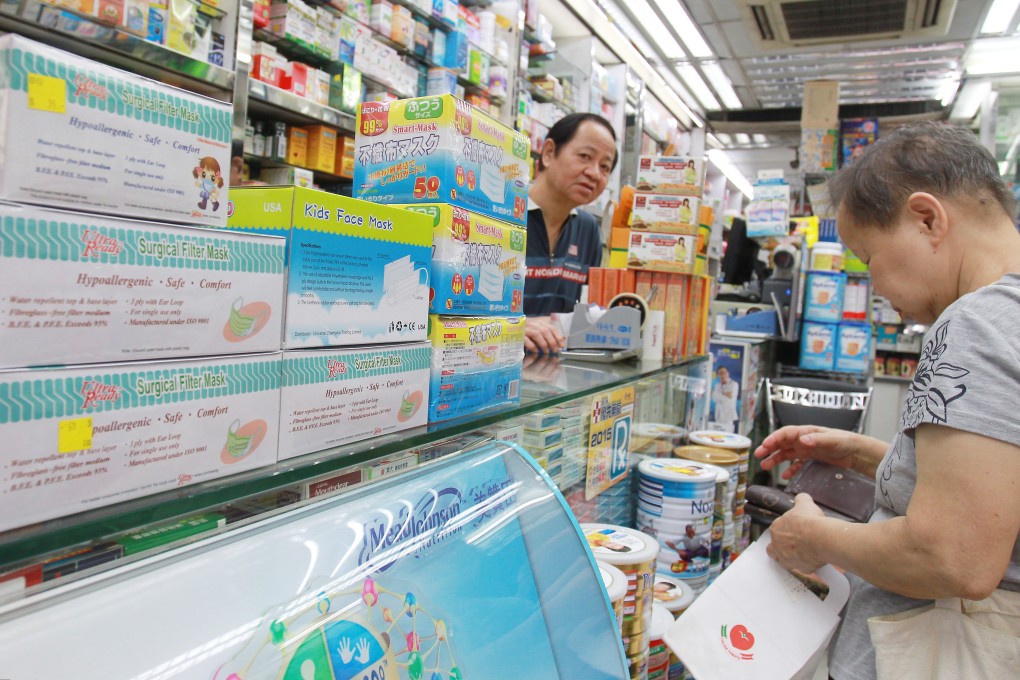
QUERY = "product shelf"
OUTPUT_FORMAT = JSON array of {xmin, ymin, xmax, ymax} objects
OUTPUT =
[
  {"xmin": 243, "ymin": 153, "xmax": 352, "ymax": 183},
  {"xmin": 247, "ymin": 79, "xmax": 357, "ymax": 132},
  {"xmin": 0, "ymin": 355, "xmax": 707, "ymax": 571},
  {"xmin": 0, "ymin": 7, "xmax": 234, "ymax": 101},
  {"xmin": 389, "ymin": 0, "xmax": 453, "ymax": 33}
]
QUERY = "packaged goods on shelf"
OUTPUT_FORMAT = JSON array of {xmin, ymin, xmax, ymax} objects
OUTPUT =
[
  {"xmin": 635, "ymin": 156, "xmax": 704, "ymax": 196},
  {"xmin": 803, "ymin": 271, "xmax": 847, "ymax": 323},
  {"xmin": 428, "ymin": 314, "xmax": 524, "ymax": 421},
  {"xmin": 397, "ymin": 203, "xmax": 526, "ymax": 315},
  {"xmin": 520, "ymin": 410, "xmax": 560, "ymax": 431},
  {"xmin": 0, "ymin": 352, "xmax": 282, "ymax": 533},
  {"xmin": 352, "ymin": 23, "xmax": 418, "ymax": 97},
  {"xmin": 116, "ymin": 514, "xmax": 227, "ymax": 555},
  {"xmin": 285, "ymin": 125, "xmax": 309, "ymax": 166},
  {"xmin": 354, "ymin": 94, "xmax": 530, "ymax": 225},
  {"xmin": 834, "ymin": 322, "xmax": 871, "ymax": 374},
  {"xmin": 335, "ymin": 135, "xmax": 356, "ymax": 178},
  {"xmin": 278, "ymin": 342, "xmax": 431, "ymax": 459},
  {"xmin": 522, "ymin": 427, "xmax": 562, "ymax": 452},
  {"xmin": 629, "ymin": 194, "xmax": 701, "ymax": 232},
  {"xmin": 627, "ymin": 231, "xmax": 698, "ymax": 274},
  {"xmin": 0, "ymin": 202, "xmax": 286, "ymax": 369},
  {"xmin": 258, "ymin": 165, "xmax": 314, "ymax": 186},
  {"xmin": 800, "ymin": 321, "xmax": 837, "ymax": 371},
  {"xmin": 325, "ymin": 62, "xmax": 363, "ymax": 114},
  {"xmin": 427, "ymin": 67, "xmax": 459, "ymax": 95},
  {"xmin": 0, "ymin": 35, "xmax": 232, "ymax": 227},
  {"xmin": 302, "ymin": 125, "xmax": 338, "ymax": 173},
  {"xmin": 226, "ymin": 186, "xmax": 431, "ymax": 347},
  {"xmin": 369, "ymin": 0, "xmax": 393, "ymax": 35}
]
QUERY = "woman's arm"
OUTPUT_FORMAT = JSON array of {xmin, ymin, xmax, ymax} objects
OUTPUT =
[
  {"xmin": 755, "ymin": 426, "xmax": 889, "ymax": 480},
  {"xmin": 768, "ymin": 423, "xmax": 1020, "ymax": 600}
]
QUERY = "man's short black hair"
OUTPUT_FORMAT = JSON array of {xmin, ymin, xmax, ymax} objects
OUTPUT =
[{"xmin": 536, "ymin": 112, "xmax": 619, "ymax": 172}]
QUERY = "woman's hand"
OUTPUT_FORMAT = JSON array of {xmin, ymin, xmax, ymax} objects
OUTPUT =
[
  {"xmin": 766, "ymin": 493, "xmax": 828, "ymax": 573},
  {"xmin": 524, "ymin": 316, "xmax": 566, "ymax": 354},
  {"xmin": 754, "ymin": 425, "xmax": 862, "ymax": 480}
]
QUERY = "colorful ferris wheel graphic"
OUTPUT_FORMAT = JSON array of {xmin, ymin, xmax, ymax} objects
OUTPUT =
[{"xmin": 215, "ymin": 577, "xmax": 462, "ymax": 680}]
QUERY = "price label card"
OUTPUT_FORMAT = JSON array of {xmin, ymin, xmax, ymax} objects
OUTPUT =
[
  {"xmin": 58, "ymin": 417, "xmax": 93, "ymax": 454},
  {"xmin": 27, "ymin": 73, "xmax": 67, "ymax": 114}
]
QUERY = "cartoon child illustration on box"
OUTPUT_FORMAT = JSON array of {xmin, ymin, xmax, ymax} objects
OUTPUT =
[{"xmin": 194, "ymin": 156, "xmax": 224, "ymax": 211}]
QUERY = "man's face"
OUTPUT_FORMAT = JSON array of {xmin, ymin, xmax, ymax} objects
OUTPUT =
[
  {"xmin": 717, "ymin": 367, "xmax": 730, "ymax": 383},
  {"xmin": 540, "ymin": 121, "xmax": 617, "ymax": 206},
  {"xmin": 685, "ymin": 525, "xmax": 696, "ymax": 538}
]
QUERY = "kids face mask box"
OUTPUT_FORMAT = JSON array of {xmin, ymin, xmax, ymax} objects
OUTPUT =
[
  {"xmin": 0, "ymin": 202, "xmax": 285, "ymax": 369},
  {"xmin": 0, "ymin": 352, "xmax": 281, "ymax": 533},
  {"xmin": 226, "ymin": 186, "xmax": 432, "ymax": 347},
  {"xmin": 279, "ymin": 342, "xmax": 431, "ymax": 459},
  {"xmin": 428, "ymin": 314, "xmax": 524, "ymax": 421},
  {"xmin": 396, "ymin": 203, "xmax": 527, "ymax": 315},
  {"xmin": 0, "ymin": 35, "xmax": 233, "ymax": 227},
  {"xmin": 354, "ymin": 95, "xmax": 530, "ymax": 226}
]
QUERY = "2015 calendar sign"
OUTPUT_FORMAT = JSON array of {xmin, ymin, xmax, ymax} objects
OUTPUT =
[{"xmin": 585, "ymin": 386, "xmax": 634, "ymax": 500}]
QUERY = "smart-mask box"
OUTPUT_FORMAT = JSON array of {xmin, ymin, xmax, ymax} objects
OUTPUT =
[
  {"xmin": 354, "ymin": 94, "xmax": 530, "ymax": 225},
  {"xmin": 225, "ymin": 186, "xmax": 432, "ymax": 348},
  {"xmin": 0, "ymin": 352, "xmax": 281, "ymax": 532},
  {"xmin": 279, "ymin": 342, "xmax": 431, "ymax": 459},
  {"xmin": 396, "ymin": 203, "xmax": 527, "ymax": 315},
  {"xmin": 428, "ymin": 314, "xmax": 524, "ymax": 421},
  {"xmin": 0, "ymin": 35, "xmax": 233, "ymax": 226},
  {"xmin": 0, "ymin": 202, "xmax": 285, "ymax": 369}
]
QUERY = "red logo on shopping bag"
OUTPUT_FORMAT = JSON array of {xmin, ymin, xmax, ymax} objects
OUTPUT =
[{"xmin": 721, "ymin": 623, "xmax": 755, "ymax": 660}]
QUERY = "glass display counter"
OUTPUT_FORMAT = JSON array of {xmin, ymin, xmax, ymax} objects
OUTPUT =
[{"xmin": 0, "ymin": 354, "xmax": 711, "ymax": 599}]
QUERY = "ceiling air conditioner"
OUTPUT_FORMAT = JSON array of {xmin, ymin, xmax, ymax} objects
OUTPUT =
[{"xmin": 738, "ymin": 0, "xmax": 958, "ymax": 48}]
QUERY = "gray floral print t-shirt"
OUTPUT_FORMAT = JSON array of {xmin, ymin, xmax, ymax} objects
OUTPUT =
[{"xmin": 829, "ymin": 273, "xmax": 1020, "ymax": 680}]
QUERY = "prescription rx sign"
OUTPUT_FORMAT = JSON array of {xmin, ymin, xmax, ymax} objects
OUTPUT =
[{"xmin": 585, "ymin": 387, "xmax": 634, "ymax": 500}]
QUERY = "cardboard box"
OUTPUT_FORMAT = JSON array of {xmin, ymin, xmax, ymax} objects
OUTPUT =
[
  {"xmin": 279, "ymin": 342, "xmax": 430, "ymax": 459},
  {"xmin": 629, "ymin": 193, "xmax": 702, "ymax": 232},
  {"xmin": 335, "ymin": 135, "xmax": 356, "ymax": 178},
  {"xmin": 834, "ymin": 323, "xmax": 871, "ymax": 374},
  {"xmin": 634, "ymin": 156, "xmax": 703, "ymax": 196},
  {"xmin": 397, "ymin": 203, "xmax": 526, "ymax": 315},
  {"xmin": 800, "ymin": 321, "xmax": 837, "ymax": 371},
  {"xmin": 354, "ymin": 94, "xmax": 530, "ymax": 225},
  {"xmin": 627, "ymin": 231, "xmax": 698, "ymax": 274},
  {"xmin": 258, "ymin": 165, "xmax": 314, "ymax": 186},
  {"xmin": 0, "ymin": 353, "xmax": 281, "ymax": 532},
  {"xmin": 302, "ymin": 125, "xmax": 337, "ymax": 174},
  {"xmin": 803, "ymin": 271, "xmax": 847, "ymax": 323},
  {"xmin": 285, "ymin": 126, "xmax": 308, "ymax": 167},
  {"xmin": 0, "ymin": 35, "xmax": 232, "ymax": 226},
  {"xmin": 225, "ymin": 186, "xmax": 431, "ymax": 347},
  {"xmin": 428, "ymin": 314, "xmax": 524, "ymax": 421},
  {"xmin": 0, "ymin": 202, "xmax": 285, "ymax": 369}
]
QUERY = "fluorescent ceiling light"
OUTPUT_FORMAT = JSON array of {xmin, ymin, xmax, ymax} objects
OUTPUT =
[
  {"xmin": 707, "ymin": 149, "xmax": 753, "ymax": 198},
  {"xmin": 700, "ymin": 61, "xmax": 742, "ymax": 109},
  {"xmin": 677, "ymin": 63, "xmax": 720, "ymax": 110},
  {"xmin": 621, "ymin": 0, "xmax": 686, "ymax": 59},
  {"xmin": 735, "ymin": 133, "xmax": 751, "ymax": 144},
  {"xmin": 981, "ymin": 0, "xmax": 1020, "ymax": 34},
  {"xmin": 653, "ymin": 0, "xmax": 713, "ymax": 58},
  {"xmin": 753, "ymin": 134, "xmax": 767, "ymax": 144},
  {"xmin": 950, "ymin": 80, "xmax": 992, "ymax": 120},
  {"xmin": 938, "ymin": 76, "xmax": 960, "ymax": 107},
  {"xmin": 965, "ymin": 37, "xmax": 1020, "ymax": 75}
]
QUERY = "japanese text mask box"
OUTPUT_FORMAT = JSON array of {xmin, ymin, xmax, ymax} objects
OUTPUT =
[
  {"xmin": 354, "ymin": 94, "xmax": 530, "ymax": 225},
  {"xmin": 0, "ymin": 202, "xmax": 285, "ymax": 369},
  {"xmin": 278, "ymin": 342, "xmax": 430, "ymax": 459},
  {"xmin": 225, "ymin": 186, "xmax": 432, "ymax": 348},
  {"xmin": 0, "ymin": 34, "xmax": 232, "ymax": 226},
  {"xmin": 428, "ymin": 314, "xmax": 524, "ymax": 421},
  {"xmin": 0, "ymin": 353, "xmax": 281, "ymax": 532},
  {"xmin": 396, "ymin": 203, "xmax": 526, "ymax": 315}
]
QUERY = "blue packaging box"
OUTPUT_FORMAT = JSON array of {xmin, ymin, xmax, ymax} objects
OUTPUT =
[
  {"xmin": 800, "ymin": 321, "xmax": 837, "ymax": 371},
  {"xmin": 835, "ymin": 323, "xmax": 872, "ymax": 373},
  {"xmin": 804, "ymin": 271, "xmax": 847, "ymax": 323}
]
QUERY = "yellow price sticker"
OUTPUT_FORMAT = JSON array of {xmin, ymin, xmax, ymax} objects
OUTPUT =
[
  {"xmin": 58, "ymin": 417, "xmax": 93, "ymax": 454},
  {"xmin": 27, "ymin": 73, "xmax": 67, "ymax": 114}
]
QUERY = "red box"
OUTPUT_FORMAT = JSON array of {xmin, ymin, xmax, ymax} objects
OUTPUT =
[{"xmin": 281, "ymin": 62, "xmax": 310, "ymax": 97}]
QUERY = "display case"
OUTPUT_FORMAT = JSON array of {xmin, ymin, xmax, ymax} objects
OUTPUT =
[{"xmin": 0, "ymin": 355, "xmax": 710, "ymax": 598}]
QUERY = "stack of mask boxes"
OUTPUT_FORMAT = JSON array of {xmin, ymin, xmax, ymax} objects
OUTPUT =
[
  {"xmin": 354, "ymin": 94, "xmax": 530, "ymax": 422},
  {"xmin": 0, "ymin": 36, "xmax": 285, "ymax": 534},
  {"xmin": 224, "ymin": 185, "xmax": 433, "ymax": 459}
]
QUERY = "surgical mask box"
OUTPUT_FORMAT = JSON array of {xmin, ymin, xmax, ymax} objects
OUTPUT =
[
  {"xmin": 803, "ymin": 271, "xmax": 847, "ymax": 323},
  {"xmin": 0, "ymin": 34, "xmax": 232, "ymax": 227},
  {"xmin": 225, "ymin": 186, "xmax": 432, "ymax": 348},
  {"xmin": 396, "ymin": 203, "xmax": 526, "ymax": 315},
  {"xmin": 354, "ymin": 94, "xmax": 530, "ymax": 226},
  {"xmin": 635, "ymin": 156, "xmax": 704, "ymax": 196},
  {"xmin": 278, "ymin": 342, "xmax": 430, "ymax": 459},
  {"xmin": 835, "ymin": 322, "xmax": 871, "ymax": 374},
  {"xmin": 0, "ymin": 202, "xmax": 285, "ymax": 369},
  {"xmin": 629, "ymin": 194, "xmax": 701, "ymax": 232},
  {"xmin": 428, "ymin": 314, "xmax": 524, "ymax": 421},
  {"xmin": 800, "ymin": 321, "xmax": 836, "ymax": 371},
  {"xmin": 0, "ymin": 352, "xmax": 281, "ymax": 533},
  {"xmin": 626, "ymin": 230, "xmax": 698, "ymax": 274}
]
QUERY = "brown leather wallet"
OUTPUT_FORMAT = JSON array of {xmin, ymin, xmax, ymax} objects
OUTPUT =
[{"xmin": 747, "ymin": 460, "xmax": 876, "ymax": 523}]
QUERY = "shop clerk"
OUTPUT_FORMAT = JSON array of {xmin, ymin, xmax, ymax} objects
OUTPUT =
[{"xmin": 523, "ymin": 113, "xmax": 618, "ymax": 354}]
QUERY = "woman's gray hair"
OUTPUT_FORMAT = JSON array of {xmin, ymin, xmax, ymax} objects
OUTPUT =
[{"xmin": 827, "ymin": 121, "xmax": 1017, "ymax": 230}]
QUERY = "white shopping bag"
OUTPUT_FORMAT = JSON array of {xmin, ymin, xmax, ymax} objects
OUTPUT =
[{"xmin": 665, "ymin": 531, "xmax": 849, "ymax": 680}]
